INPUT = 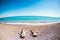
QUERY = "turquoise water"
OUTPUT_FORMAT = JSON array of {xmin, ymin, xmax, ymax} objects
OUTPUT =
[{"xmin": 0, "ymin": 16, "xmax": 60, "ymax": 23}]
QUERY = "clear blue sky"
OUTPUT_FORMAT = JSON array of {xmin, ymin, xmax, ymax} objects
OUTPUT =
[{"xmin": 0, "ymin": 0, "xmax": 60, "ymax": 18}]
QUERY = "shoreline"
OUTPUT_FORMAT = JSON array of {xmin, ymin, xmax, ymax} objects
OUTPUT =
[{"xmin": 1, "ymin": 22, "xmax": 60, "ymax": 25}]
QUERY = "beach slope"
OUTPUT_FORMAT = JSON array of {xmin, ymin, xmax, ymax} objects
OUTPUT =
[{"xmin": 0, "ymin": 23, "xmax": 60, "ymax": 40}]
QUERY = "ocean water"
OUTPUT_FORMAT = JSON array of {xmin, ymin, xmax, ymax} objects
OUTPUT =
[{"xmin": 0, "ymin": 16, "xmax": 60, "ymax": 23}]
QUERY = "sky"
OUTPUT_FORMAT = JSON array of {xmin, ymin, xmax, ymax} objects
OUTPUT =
[{"xmin": 0, "ymin": 0, "xmax": 60, "ymax": 18}]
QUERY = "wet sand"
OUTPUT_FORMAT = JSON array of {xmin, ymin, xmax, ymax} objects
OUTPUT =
[{"xmin": 0, "ymin": 23, "xmax": 60, "ymax": 40}]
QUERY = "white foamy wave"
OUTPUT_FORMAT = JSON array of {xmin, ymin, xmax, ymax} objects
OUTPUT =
[{"xmin": 3, "ymin": 22, "xmax": 60, "ymax": 25}]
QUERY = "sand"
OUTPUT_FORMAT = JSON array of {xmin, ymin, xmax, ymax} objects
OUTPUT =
[{"xmin": 0, "ymin": 22, "xmax": 60, "ymax": 40}]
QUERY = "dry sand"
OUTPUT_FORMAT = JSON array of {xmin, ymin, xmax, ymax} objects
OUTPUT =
[{"xmin": 0, "ymin": 23, "xmax": 60, "ymax": 40}]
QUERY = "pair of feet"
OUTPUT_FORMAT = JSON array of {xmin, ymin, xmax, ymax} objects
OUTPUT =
[{"xmin": 19, "ymin": 29, "xmax": 39, "ymax": 38}]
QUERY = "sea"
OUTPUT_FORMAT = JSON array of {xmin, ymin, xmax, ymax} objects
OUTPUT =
[{"xmin": 0, "ymin": 16, "xmax": 60, "ymax": 23}]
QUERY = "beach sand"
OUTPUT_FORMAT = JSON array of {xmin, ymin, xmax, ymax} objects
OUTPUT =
[{"xmin": 0, "ymin": 22, "xmax": 60, "ymax": 40}]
